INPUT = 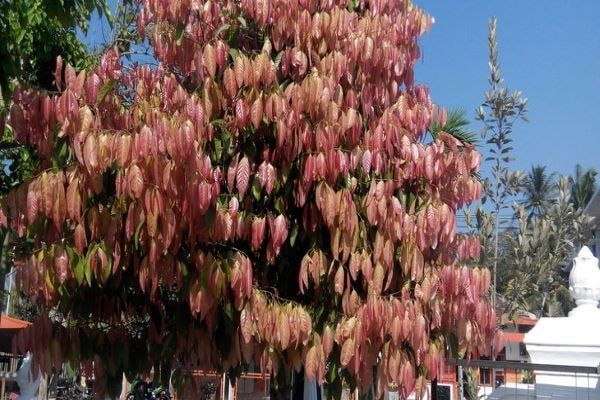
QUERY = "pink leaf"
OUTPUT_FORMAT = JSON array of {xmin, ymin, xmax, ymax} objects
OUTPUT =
[{"xmin": 236, "ymin": 156, "xmax": 250, "ymax": 198}]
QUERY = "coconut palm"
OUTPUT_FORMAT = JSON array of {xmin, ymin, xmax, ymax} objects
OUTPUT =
[
  {"xmin": 521, "ymin": 165, "xmax": 556, "ymax": 219},
  {"xmin": 569, "ymin": 164, "xmax": 597, "ymax": 210}
]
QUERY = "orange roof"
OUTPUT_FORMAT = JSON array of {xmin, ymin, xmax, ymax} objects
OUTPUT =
[
  {"xmin": 515, "ymin": 317, "xmax": 537, "ymax": 326},
  {"xmin": 0, "ymin": 315, "xmax": 30, "ymax": 330},
  {"xmin": 503, "ymin": 331, "xmax": 524, "ymax": 343}
]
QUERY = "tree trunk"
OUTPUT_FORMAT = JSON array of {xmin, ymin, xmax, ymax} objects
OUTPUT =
[
  {"xmin": 36, "ymin": 375, "xmax": 47, "ymax": 400},
  {"xmin": 269, "ymin": 371, "xmax": 292, "ymax": 400},
  {"xmin": 291, "ymin": 370, "xmax": 304, "ymax": 400},
  {"xmin": 269, "ymin": 369, "xmax": 311, "ymax": 400}
]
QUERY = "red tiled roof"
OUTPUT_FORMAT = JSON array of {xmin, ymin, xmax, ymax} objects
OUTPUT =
[
  {"xmin": 515, "ymin": 317, "xmax": 537, "ymax": 326},
  {"xmin": 0, "ymin": 315, "xmax": 30, "ymax": 330},
  {"xmin": 503, "ymin": 331, "xmax": 524, "ymax": 343}
]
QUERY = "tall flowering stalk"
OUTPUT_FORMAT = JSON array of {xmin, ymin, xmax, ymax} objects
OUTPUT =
[{"xmin": 476, "ymin": 17, "xmax": 527, "ymax": 309}]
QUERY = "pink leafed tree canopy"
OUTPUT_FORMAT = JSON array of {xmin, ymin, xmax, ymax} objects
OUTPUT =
[{"xmin": 3, "ymin": 0, "xmax": 499, "ymax": 397}]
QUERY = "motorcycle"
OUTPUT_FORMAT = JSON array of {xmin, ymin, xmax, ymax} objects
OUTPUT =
[
  {"xmin": 56, "ymin": 384, "xmax": 92, "ymax": 399},
  {"xmin": 55, "ymin": 376, "xmax": 93, "ymax": 399},
  {"xmin": 152, "ymin": 386, "xmax": 172, "ymax": 399},
  {"xmin": 127, "ymin": 379, "xmax": 171, "ymax": 400}
]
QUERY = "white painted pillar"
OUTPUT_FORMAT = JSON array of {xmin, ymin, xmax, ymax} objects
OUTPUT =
[
  {"xmin": 16, "ymin": 353, "xmax": 41, "ymax": 400},
  {"xmin": 303, "ymin": 377, "xmax": 317, "ymax": 400},
  {"xmin": 524, "ymin": 246, "xmax": 600, "ymax": 400}
]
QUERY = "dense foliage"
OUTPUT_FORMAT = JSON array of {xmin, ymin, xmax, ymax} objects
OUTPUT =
[
  {"xmin": 0, "ymin": 1, "xmax": 113, "ymax": 299},
  {"xmin": 0, "ymin": 0, "xmax": 112, "ymax": 197},
  {"xmin": 470, "ymin": 20, "xmax": 595, "ymax": 321},
  {"xmin": 0, "ymin": 0, "xmax": 111, "ymax": 99},
  {"xmin": 493, "ymin": 175, "xmax": 594, "ymax": 318},
  {"xmin": 3, "ymin": 0, "xmax": 497, "ymax": 398}
]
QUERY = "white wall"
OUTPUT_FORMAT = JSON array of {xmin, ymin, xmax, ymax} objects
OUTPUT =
[{"xmin": 505, "ymin": 341, "xmax": 528, "ymax": 362}]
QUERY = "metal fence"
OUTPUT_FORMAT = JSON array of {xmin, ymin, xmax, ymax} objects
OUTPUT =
[
  {"xmin": 444, "ymin": 359, "xmax": 600, "ymax": 400},
  {"xmin": 0, "ymin": 352, "xmax": 21, "ymax": 400}
]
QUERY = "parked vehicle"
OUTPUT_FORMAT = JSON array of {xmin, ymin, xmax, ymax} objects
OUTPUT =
[
  {"xmin": 127, "ymin": 379, "xmax": 171, "ymax": 400},
  {"xmin": 55, "ymin": 376, "xmax": 93, "ymax": 399}
]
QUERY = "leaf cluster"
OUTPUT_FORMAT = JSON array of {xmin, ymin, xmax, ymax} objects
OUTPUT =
[
  {"xmin": 486, "ymin": 177, "xmax": 593, "ymax": 318},
  {"xmin": 0, "ymin": 0, "xmax": 110, "ymax": 100}
]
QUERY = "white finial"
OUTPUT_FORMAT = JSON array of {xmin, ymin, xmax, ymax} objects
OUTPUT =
[
  {"xmin": 577, "ymin": 246, "xmax": 595, "ymax": 259},
  {"xmin": 568, "ymin": 246, "xmax": 600, "ymax": 317}
]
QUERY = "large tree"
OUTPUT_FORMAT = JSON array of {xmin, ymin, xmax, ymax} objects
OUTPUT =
[{"xmin": 3, "ymin": 1, "xmax": 497, "ymax": 398}]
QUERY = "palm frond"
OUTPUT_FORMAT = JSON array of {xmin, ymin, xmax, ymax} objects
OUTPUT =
[
  {"xmin": 569, "ymin": 164, "xmax": 597, "ymax": 209},
  {"xmin": 428, "ymin": 108, "xmax": 479, "ymax": 145},
  {"xmin": 520, "ymin": 164, "xmax": 557, "ymax": 218}
]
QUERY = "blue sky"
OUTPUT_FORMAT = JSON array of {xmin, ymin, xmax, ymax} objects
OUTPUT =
[{"xmin": 415, "ymin": 0, "xmax": 600, "ymax": 178}]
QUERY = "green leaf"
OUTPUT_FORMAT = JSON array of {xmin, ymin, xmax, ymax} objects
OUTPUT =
[
  {"xmin": 52, "ymin": 139, "xmax": 68, "ymax": 168},
  {"xmin": 99, "ymin": 0, "xmax": 114, "ymax": 28},
  {"xmin": 278, "ymin": 79, "xmax": 291, "ymax": 91},
  {"xmin": 214, "ymin": 139, "xmax": 223, "ymax": 162},
  {"xmin": 224, "ymin": 301, "xmax": 234, "ymax": 325},
  {"xmin": 175, "ymin": 22, "xmax": 185, "ymax": 45},
  {"xmin": 84, "ymin": 248, "xmax": 93, "ymax": 286},
  {"xmin": 214, "ymin": 23, "xmax": 231, "ymax": 36},
  {"xmin": 103, "ymin": 256, "xmax": 112, "ymax": 282},
  {"xmin": 134, "ymin": 216, "xmax": 146, "ymax": 250},
  {"xmin": 281, "ymin": 164, "xmax": 292, "ymax": 185},
  {"xmin": 44, "ymin": 272, "xmax": 54, "ymax": 290},
  {"xmin": 74, "ymin": 256, "xmax": 84, "ymax": 285},
  {"xmin": 274, "ymin": 197, "xmax": 284, "ymax": 214},
  {"xmin": 96, "ymin": 79, "xmax": 117, "ymax": 105},
  {"xmin": 66, "ymin": 246, "xmax": 84, "ymax": 285},
  {"xmin": 347, "ymin": 0, "xmax": 360, "ymax": 12},
  {"xmin": 447, "ymin": 333, "xmax": 459, "ymax": 358},
  {"xmin": 228, "ymin": 48, "xmax": 239, "ymax": 61},
  {"xmin": 218, "ymin": 130, "xmax": 232, "ymax": 155},
  {"xmin": 274, "ymin": 51, "xmax": 284, "ymax": 67},
  {"xmin": 289, "ymin": 223, "xmax": 299, "ymax": 247},
  {"xmin": 204, "ymin": 206, "xmax": 216, "ymax": 230},
  {"xmin": 252, "ymin": 178, "xmax": 261, "ymax": 200},
  {"xmin": 179, "ymin": 262, "xmax": 188, "ymax": 277},
  {"xmin": 236, "ymin": 16, "xmax": 247, "ymax": 28},
  {"xmin": 325, "ymin": 366, "xmax": 343, "ymax": 400},
  {"xmin": 417, "ymin": 196, "xmax": 432, "ymax": 212}
]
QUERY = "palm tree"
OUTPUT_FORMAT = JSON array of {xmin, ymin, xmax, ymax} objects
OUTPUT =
[
  {"xmin": 428, "ymin": 108, "xmax": 478, "ymax": 145},
  {"xmin": 521, "ymin": 165, "xmax": 556, "ymax": 219},
  {"xmin": 569, "ymin": 164, "xmax": 597, "ymax": 210}
]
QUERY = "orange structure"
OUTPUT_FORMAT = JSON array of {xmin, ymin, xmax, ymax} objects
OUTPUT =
[
  {"xmin": 432, "ymin": 315, "xmax": 539, "ymax": 399},
  {"xmin": 0, "ymin": 314, "xmax": 30, "ymax": 399},
  {"xmin": 171, "ymin": 316, "xmax": 539, "ymax": 400},
  {"xmin": 0, "ymin": 315, "xmax": 30, "ymax": 353},
  {"xmin": 175, "ymin": 368, "xmax": 271, "ymax": 400}
]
